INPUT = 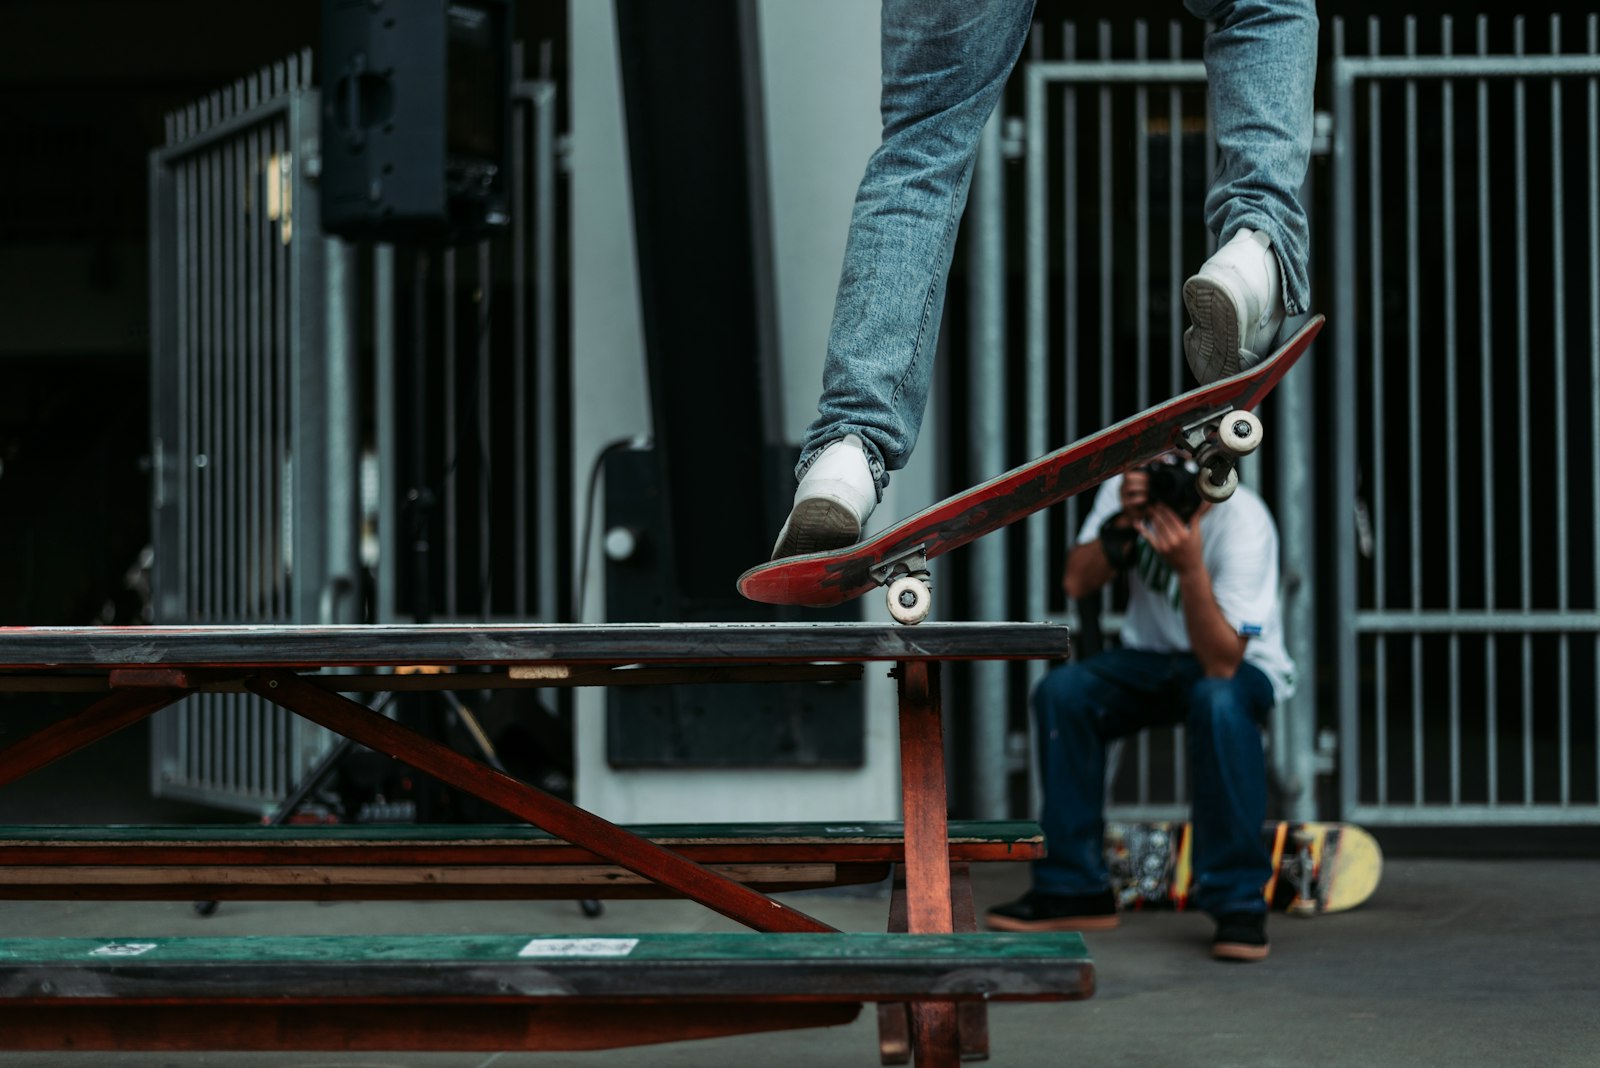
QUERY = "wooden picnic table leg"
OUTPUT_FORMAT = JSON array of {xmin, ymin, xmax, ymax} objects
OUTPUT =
[
  {"xmin": 880, "ymin": 864, "xmax": 987, "ymax": 1065},
  {"xmin": 245, "ymin": 671, "xmax": 836, "ymax": 934},
  {"xmin": 896, "ymin": 660, "xmax": 959, "ymax": 1068},
  {"xmin": 0, "ymin": 688, "xmax": 188, "ymax": 789}
]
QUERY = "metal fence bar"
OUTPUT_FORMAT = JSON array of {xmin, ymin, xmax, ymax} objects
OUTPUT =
[
  {"xmin": 1550, "ymin": 14, "xmax": 1571, "ymax": 806},
  {"xmin": 1131, "ymin": 22, "xmax": 1155, "ymax": 801},
  {"xmin": 531, "ymin": 83, "xmax": 561, "ymax": 626},
  {"xmin": 478, "ymin": 239, "xmax": 493, "ymax": 620},
  {"xmin": 1024, "ymin": 59, "xmax": 1046, "ymax": 656},
  {"xmin": 1166, "ymin": 20, "xmax": 1188, "ymax": 807},
  {"xmin": 1590, "ymin": 13, "xmax": 1600, "ymax": 807},
  {"xmin": 1404, "ymin": 16, "xmax": 1423, "ymax": 804},
  {"xmin": 1474, "ymin": 16, "xmax": 1498, "ymax": 806},
  {"xmin": 375, "ymin": 245, "xmax": 397, "ymax": 623},
  {"xmin": 969, "ymin": 110, "xmax": 1008, "ymax": 820},
  {"xmin": 1099, "ymin": 23, "xmax": 1114, "ymax": 445},
  {"xmin": 229, "ymin": 84, "xmax": 246, "ymax": 790},
  {"xmin": 1135, "ymin": 22, "xmax": 1151, "ymax": 413},
  {"xmin": 512, "ymin": 99, "xmax": 529, "ymax": 619},
  {"xmin": 1441, "ymin": 15, "xmax": 1462, "ymax": 807},
  {"xmin": 1061, "ymin": 25, "xmax": 1080, "ymax": 560},
  {"xmin": 272, "ymin": 71, "xmax": 289, "ymax": 624},
  {"xmin": 1338, "ymin": 54, "xmax": 1600, "ymax": 78},
  {"xmin": 1167, "ymin": 22, "xmax": 1183, "ymax": 398},
  {"xmin": 1332, "ymin": 17, "xmax": 1362, "ymax": 822},
  {"xmin": 1513, "ymin": 18, "xmax": 1534, "ymax": 806},
  {"xmin": 1355, "ymin": 612, "xmax": 1600, "ymax": 633},
  {"xmin": 1366, "ymin": 18, "xmax": 1388, "ymax": 808},
  {"xmin": 443, "ymin": 249, "xmax": 459, "ymax": 617},
  {"xmin": 1349, "ymin": 805, "xmax": 1600, "ymax": 827}
]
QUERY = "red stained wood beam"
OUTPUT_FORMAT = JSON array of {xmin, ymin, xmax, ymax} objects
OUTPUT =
[
  {"xmin": 245, "ymin": 671, "xmax": 836, "ymax": 934},
  {"xmin": 0, "ymin": 1002, "xmax": 862, "ymax": 1051},
  {"xmin": 0, "ymin": 688, "xmax": 187, "ymax": 789},
  {"xmin": 895, "ymin": 662, "xmax": 959, "ymax": 1068}
]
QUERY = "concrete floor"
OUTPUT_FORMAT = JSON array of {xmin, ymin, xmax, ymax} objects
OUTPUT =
[{"xmin": 2, "ymin": 857, "xmax": 1597, "ymax": 1068}]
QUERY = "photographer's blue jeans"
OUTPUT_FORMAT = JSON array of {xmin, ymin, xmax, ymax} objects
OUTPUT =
[
  {"xmin": 1030, "ymin": 649, "xmax": 1278, "ymax": 918},
  {"xmin": 800, "ymin": 0, "xmax": 1318, "ymax": 488}
]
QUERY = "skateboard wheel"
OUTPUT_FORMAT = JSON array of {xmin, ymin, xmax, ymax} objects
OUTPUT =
[
  {"xmin": 886, "ymin": 575, "xmax": 932, "ymax": 625},
  {"xmin": 1196, "ymin": 464, "xmax": 1238, "ymax": 503},
  {"xmin": 1218, "ymin": 410, "xmax": 1263, "ymax": 456}
]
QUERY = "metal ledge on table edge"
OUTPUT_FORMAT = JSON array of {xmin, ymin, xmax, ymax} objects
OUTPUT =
[{"xmin": 0, "ymin": 622, "xmax": 1072, "ymax": 671}]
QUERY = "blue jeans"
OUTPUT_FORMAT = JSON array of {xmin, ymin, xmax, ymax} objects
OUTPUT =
[
  {"xmin": 800, "ymin": 0, "xmax": 1319, "ymax": 487},
  {"xmin": 1030, "ymin": 649, "xmax": 1278, "ymax": 917}
]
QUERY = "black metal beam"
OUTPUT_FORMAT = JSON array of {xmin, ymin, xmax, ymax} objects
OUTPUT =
[{"xmin": 613, "ymin": 0, "xmax": 783, "ymax": 605}]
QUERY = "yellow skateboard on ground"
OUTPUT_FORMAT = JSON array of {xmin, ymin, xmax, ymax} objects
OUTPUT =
[{"xmin": 1105, "ymin": 820, "xmax": 1383, "ymax": 916}]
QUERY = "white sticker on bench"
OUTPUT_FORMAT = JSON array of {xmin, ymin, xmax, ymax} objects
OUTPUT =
[
  {"xmin": 90, "ymin": 943, "xmax": 158, "ymax": 958},
  {"xmin": 518, "ymin": 938, "xmax": 640, "ymax": 958},
  {"xmin": 825, "ymin": 826, "xmax": 866, "ymax": 833}
]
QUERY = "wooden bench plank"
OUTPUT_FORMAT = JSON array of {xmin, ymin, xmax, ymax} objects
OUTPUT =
[
  {"xmin": 0, "ymin": 822, "xmax": 1040, "ymax": 900},
  {"xmin": 0, "ymin": 932, "xmax": 1094, "ymax": 1002},
  {"xmin": 0, "ymin": 862, "xmax": 872, "ymax": 900},
  {"xmin": 0, "ymin": 822, "xmax": 1043, "ymax": 874}
]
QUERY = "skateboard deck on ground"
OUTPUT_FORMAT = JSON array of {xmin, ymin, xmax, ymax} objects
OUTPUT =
[
  {"xmin": 1105, "ymin": 819, "xmax": 1382, "ymax": 916},
  {"xmin": 738, "ymin": 315, "xmax": 1324, "ymax": 618}
]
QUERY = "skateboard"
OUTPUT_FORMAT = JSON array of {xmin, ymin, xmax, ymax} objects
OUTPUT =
[
  {"xmin": 739, "ymin": 315, "xmax": 1324, "ymax": 623},
  {"xmin": 1105, "ymin": 819, "xmax": 1382, "ymax": 916}
]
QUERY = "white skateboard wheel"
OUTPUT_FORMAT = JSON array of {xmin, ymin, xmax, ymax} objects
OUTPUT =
[
  {"xmin": 1196, "ymin": 464, "xmax": 1239, "ymax": 503},
  {"xmin": 886, "ymin": 575, "xmax": 932, "ymax": 625},
  {"xmin": 1218, "ymin": 410, "xmax": 1263, "ymax": 456}
]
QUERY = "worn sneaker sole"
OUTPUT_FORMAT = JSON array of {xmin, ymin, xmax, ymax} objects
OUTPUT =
[
  {"xmin": 1182, "ymin": 275, "xmax": 1247, "ymax": 385},
  {"xmin": 770, "ymin": 498, "xmax": 862, "ymax": 561},
  {"xmin": 984, "ymin": 912, "xmax": 1121, "ymax": 933},
  {"xmin": 1211, "ymin": 940, "xmax": 1271, "ymax": 962}
]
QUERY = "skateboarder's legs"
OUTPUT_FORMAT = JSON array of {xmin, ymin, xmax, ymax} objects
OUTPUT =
[
  {"xmin": 1030, "ymin": 648, "xmax": 1276, "ymax": 917},
  {"xmin": 799, "ymin": 0, "xmax": 1036, "ymax": 493},
  {"xmin": 1190, "ymin": 0, "xmax": 1317, "ymax": 321},
  {"xmin": 1182, "ymin": 0, "xmax": 1318, "ymax": 382},
  {"xmin": 796, "ymin": 0, "xmax": 1316, "ymax": 489}
]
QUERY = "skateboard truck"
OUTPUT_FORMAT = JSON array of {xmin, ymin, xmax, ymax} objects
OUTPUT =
[
  {"xmin": 1284, "ymin": 828, "xmax": 1321, "ymax": 916},
  {"xmin": 1176, "ymin": 407, "xmax": 1263, "ymax": 504},
  {"xmin": 869, "ymin": 544, "xmax": 933, "ymax": 625}
]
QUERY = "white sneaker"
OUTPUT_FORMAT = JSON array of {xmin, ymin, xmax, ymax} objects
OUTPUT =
[
  {"xmin": 1182, "ymin": 228, "xmax": 1285, "ymax": 385},
  {"xmin": 771, "ymin": 434, "xmax": 878, "ymax": 560}
]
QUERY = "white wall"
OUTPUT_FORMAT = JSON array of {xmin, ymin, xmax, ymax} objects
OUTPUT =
[{"xmin": 568, "ymin": 0, "xmax": 940, "ymax": 823}]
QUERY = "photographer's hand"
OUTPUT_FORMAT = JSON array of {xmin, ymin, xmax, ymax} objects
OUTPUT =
[
  {"xmin": 1119, "ymin": 468, "xmax": 1150, "ymax": 522},
  {"xmin": 1135, "ymin": 503, "xmax": 1207, "ymax": 576}
]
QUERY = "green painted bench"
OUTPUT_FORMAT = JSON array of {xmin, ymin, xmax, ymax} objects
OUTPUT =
[
  {"xmin": 0, "ymin": 819, "xmax": 1044, "ymax": 900},
  {"xmin": 0, "ymin": 931, "xmax": 1093, "ymax": 1053}
]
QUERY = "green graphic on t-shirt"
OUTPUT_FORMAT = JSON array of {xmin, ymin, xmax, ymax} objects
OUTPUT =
[{"xmin": 1133, "ymin": 541, "xmax": 1183, "ymax": 608}]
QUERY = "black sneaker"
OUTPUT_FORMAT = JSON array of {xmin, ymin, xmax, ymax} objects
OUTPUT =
[
  {"xmin": 985, "ymin": 889, "xmax": 1119, "ymax": 932},
  {"xmin": 1211, "ymin": 911, "xmax": 1270, "ymax": 962}
]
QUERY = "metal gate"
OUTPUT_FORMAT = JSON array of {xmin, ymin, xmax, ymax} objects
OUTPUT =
[
  {"xmin": 146, "ymin": 52, "xmax": 349, "ymax": 812},
  {"xmin": 146, "ymin": 51, "xmax": 566, "ymax": 815},
  {"xmin": 1332, "ymin": 15, "xmax": 1600, "ymax": 825}
]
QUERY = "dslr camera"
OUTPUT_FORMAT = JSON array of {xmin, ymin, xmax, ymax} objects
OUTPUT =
[{"xmin": 1139, "ymin": 459, "xmax": 1204, "ymax": 521}]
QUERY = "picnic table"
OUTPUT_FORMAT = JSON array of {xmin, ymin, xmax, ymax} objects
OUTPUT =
[{"xmin": 0, "ymin": 622, "xmax": 1092, "ymax": 1064}]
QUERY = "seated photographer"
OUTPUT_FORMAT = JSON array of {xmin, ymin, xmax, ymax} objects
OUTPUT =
[{"xmin": 985, "ymin": 453, "xmax": 1295, "ymax": 962}]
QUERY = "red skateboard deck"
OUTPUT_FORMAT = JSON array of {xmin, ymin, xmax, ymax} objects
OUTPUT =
[{"xmin": 738, "ymin": 315, "xmax": 1323, "ymax": 615}]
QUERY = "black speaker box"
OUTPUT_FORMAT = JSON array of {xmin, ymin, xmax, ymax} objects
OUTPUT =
[{"xmin": 320, "ymin": 0, "xmax": 513, "ymax": 241}]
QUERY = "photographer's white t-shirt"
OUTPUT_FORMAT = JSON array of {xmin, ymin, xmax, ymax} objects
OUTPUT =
[{"xmin": 1077, "ymin": 475, "xmax": 1297, "ymax": 704}]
